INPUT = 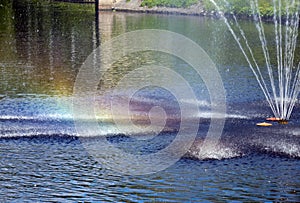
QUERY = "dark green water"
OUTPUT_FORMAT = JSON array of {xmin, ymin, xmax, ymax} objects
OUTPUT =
[{"xmin": 0, "ymin": 0, "xmax": 299, "ymax": 202}]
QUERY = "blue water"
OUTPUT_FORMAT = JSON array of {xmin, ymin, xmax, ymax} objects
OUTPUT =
[
  {"xmin": 0, "ymin": 0, "xmax": 300, "ymax": 202},
  {"xmin": 0, "ymin": 95, "xmax": 299, "ymax": 201}
]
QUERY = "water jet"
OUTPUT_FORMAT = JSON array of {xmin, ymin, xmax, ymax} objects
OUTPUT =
[{"xmin": 209, "ymin": 0, "xmax": 300, "ymax": 121}]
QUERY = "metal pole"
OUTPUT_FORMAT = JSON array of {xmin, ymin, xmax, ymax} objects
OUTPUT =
[
  {"xmin": 95, "ymin": 0, "xmax": 100, "ymax": 47},
  {"xmin": 95, "ymin": 0, "xmax": 99, "ymax": 12}
]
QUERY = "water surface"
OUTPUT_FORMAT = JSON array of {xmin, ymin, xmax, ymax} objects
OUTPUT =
[{"xmin": 0, "ymin": 1, "xmax": 299, "ymax": 201}]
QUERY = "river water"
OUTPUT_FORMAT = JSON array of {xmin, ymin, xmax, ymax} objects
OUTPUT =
[{"xmin": 0, "ymin": 0, "xmax": 299, "ymax": 201}]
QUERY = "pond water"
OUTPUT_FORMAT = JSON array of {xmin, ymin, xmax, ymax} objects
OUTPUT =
[{"xmin": 0, "ymin": 0, "xmax": 299, "ymax": 201}]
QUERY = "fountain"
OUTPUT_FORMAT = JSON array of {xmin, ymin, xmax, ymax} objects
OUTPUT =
[{"xmin": 209, "ymin": 0, "xmax": 300, "ymax": 123}]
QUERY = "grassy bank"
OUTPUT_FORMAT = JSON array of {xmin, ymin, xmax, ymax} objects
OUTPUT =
[
  {"xmin": 141, "ymin": 0, "xmax": 299, "ymax": 17},
  {"xmin": 141, "ymin": 0, "xmax": 198, "ymax": 8},
  {"xmin": 202, "ymin": 0, "xmax": 299, "ymax": 17},
  {"xmin": 203, "ymin": 0, "xmax": 273, "ymax": 16}
]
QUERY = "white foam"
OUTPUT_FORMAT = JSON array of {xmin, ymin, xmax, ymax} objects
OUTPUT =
[
  {"xmin": 194, "ymin": 112, "xmax": 249, "ymax": 119},
  {"xmin": 180, "ymin": 99, "xmax": 211, "ymax": 107},
  {"xmin": 0, "ymin": 115, "xmax": 36, "ymax": 120},
  {"xmin": 0, "ymin": 114, "xmax": 74, "ymax": 121},
  {"xmin": 265, "ymin": 142, "xmax": 300, "ymax": 157},
  {"xmin": 291, "ymin": 130, "xmax": 300, "ymax": 136},
  {"xmin": 189, "ymin": 144, "xmax": 241, "ymax": 160}
]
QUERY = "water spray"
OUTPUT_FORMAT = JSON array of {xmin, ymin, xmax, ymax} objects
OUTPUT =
[{"xmin": 209, "ymin": 0, "xmax": 300, "ymax": 124}]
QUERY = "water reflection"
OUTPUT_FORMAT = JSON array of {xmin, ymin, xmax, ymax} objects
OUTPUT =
[
  {"xmin": 0, "ymin": 0, "xmax": 97, "ymax": 96},
  {"xmin": 1, "ymin": 1, "xmax": 299, "ymax": 100}
]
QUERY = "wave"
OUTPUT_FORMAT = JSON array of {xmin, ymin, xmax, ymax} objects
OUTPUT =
[
  {"xmin": 180, "ymin": 99, "xmax": 211, "ymax": 107},
  {"xmin": 261, "ymin": 142, "xmax": 300, "ymax": 158},
  {"xmin": 290, "ymin": 129, "xmax": 300, "ymax": 136},
  {"xmin": 195, "ymin": 112, "xmax": 250, "ymax": 119},
  {"xmin": 249, "ymin": 135, "xmax": 300, "ymax": 158},
  {"xmin": 186, "ymin": 141, "xmax": 243, "ymax": 160},
  {"xmin": 186, "ymin": 141, "xmax": 300, "ymax": 160},
  {"xmin": 186, "ymin": 124, "xmax": 300, "ymax": 160},
  {"xmin": 0, "ymin": 114, "xmax": 75, "ymax": 121},
  {"xmin": 1, "ymin": 96, "xmax": 299, "ymax": 159},
  {"xmin": 1, "ymin": 119, "xmax": 299, "ymax": 159}
]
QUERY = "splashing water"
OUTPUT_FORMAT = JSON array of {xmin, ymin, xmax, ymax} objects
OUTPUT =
[{"xmin": 209, "ymin": 0, "xmax": 300, "ymax": 120}]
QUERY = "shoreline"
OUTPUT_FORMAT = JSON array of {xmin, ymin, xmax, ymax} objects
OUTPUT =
[
  {"xmin": 99, "ymin": 7, "xmax": 275, "ymax": 22},
  {"xmin": 98, "ymin": 0, "xmax": 287, "ymax": 22},
  {"xmin": 100, "ymin": 0, "xmax": 220, "ymax": 17}
]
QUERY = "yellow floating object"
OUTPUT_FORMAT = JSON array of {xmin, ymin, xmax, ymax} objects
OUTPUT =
[{"xmin": 256, "ymin": 122, "xmax": 273, "ymax": 127}]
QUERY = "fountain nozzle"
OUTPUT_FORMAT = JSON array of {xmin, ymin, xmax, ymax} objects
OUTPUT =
[
  {"xmin": 266, "ymin": 117, "xmax": 288, "ymax": 125},
  {"xmin": 278, "ymin": 119, "xmax": 288, "ymax": 125}
]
